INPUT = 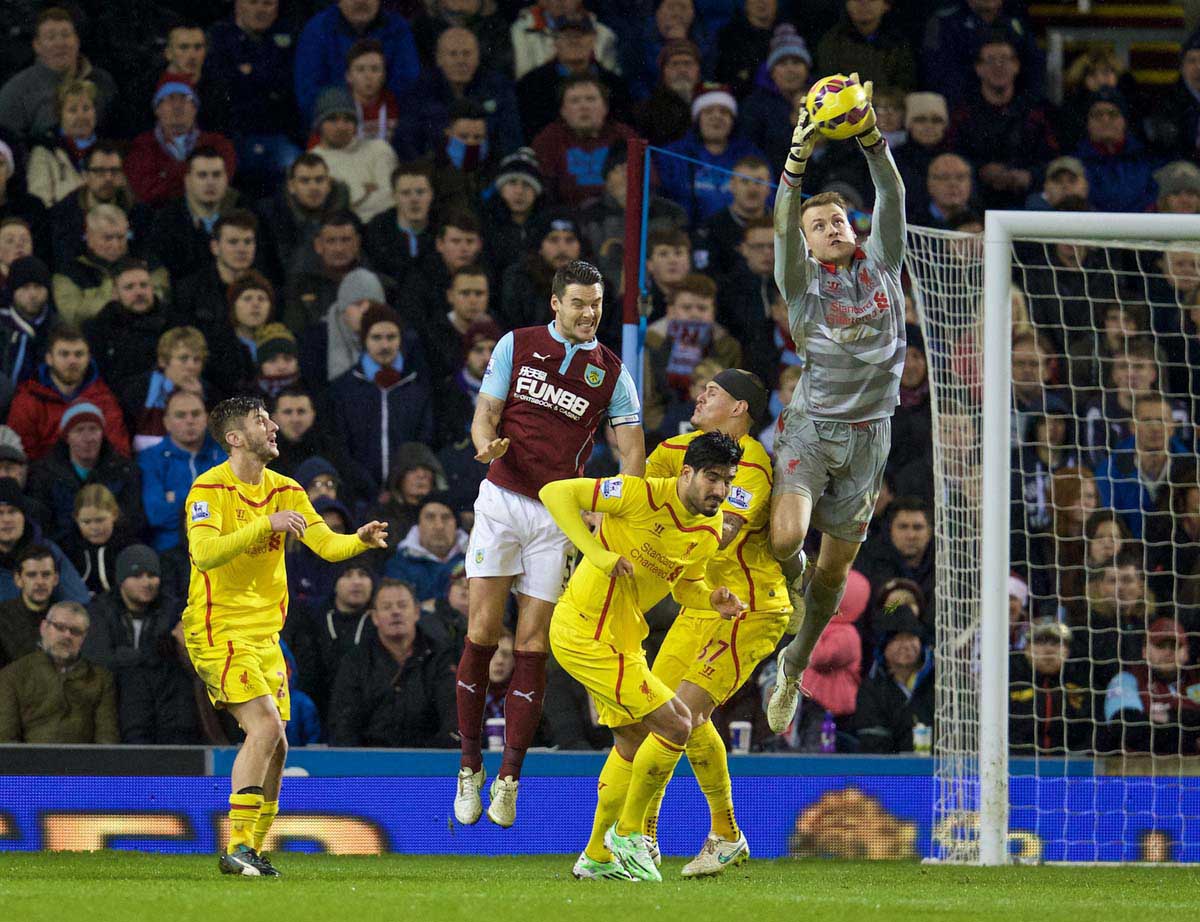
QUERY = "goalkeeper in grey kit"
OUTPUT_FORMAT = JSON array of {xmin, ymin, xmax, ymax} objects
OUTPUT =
[{"xmin": 765, "ymin": 75, "xmax": 908, "ymax": 732}]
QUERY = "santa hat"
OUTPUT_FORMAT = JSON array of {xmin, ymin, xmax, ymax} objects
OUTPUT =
[{"xmin": 691, "ymin": 82, "xmax": 737, "ymax": 121}]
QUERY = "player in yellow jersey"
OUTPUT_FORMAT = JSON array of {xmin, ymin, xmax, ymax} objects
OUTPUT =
[
  {"xmin": 636, "ymin": 369, "xmax": 791, "ymax": 876},
  {"xmin": 539, "ymin": 431, "xmax": 747, "ymax": 882},
  {"xmin": 184, "ymin": 396, "xmax": 387, "ymax": 878}
]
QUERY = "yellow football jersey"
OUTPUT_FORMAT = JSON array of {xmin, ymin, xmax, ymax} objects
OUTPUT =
[
  {"xmin": 557, "ymin": 474, "xmax": 721, "ymax": 651},
  {"xmin": 183, "ymin": 462, "xmax": 368, "ymax": 647},
  {"xmin": 647, "ymin": 430, "xmax": 790, "ymax": 615}
]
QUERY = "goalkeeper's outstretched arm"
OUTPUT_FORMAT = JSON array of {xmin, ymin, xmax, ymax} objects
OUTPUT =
[{"xmin": 849, "ymin": 74, "xmax": 906, "ymax": 271}]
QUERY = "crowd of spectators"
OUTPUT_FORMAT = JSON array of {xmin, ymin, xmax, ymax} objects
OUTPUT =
[{"xmin": 0, "ymin": 0, "xmax": 1199, "ymax": 758}]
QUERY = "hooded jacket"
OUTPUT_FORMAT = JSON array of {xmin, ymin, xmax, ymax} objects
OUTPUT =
[
  {"xmin": 382, "ymin": 523, "xmax": 469, "ymax": 603},
  {"xmin": 801, "ymin": 570, "xmax": 869, "ymax": 716},
  {"xmin": 7, "ymin": 360, "xmax": 131, "ymax": 461},
  {"xmin": 854, "ymin": 605, "xmax": 935, "ymax": 753},
  {"xmin": 0, "ymin": 514, "xmax": 89, "ymax": 606},
  {"xmin": 299, "ymin": 267, "xmax": 384, "ymax": 387}
]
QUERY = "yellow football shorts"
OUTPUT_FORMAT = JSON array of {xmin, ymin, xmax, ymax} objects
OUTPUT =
[
  {"xmin": 187, "ymin": 637, "xmax": 291, "ymax": 721},
  {"xmin": 549, "ymin": 616, "xmax": 674, "ymax": 729},
  {"xmin": 653, "ymin": 608, "xmax": 790, "ymax": 706}
]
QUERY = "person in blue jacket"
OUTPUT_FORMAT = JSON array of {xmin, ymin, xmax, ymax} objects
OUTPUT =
[{"xmin": 382, "ymin": 492, "xmax": 468, "ymax": 608}]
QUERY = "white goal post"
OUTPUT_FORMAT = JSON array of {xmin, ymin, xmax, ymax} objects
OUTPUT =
[{"xmin": 927, "ymin": 211, "xmax": 1200, "ymax": 866}]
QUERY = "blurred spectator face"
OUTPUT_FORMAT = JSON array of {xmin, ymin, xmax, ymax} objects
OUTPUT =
[
  {"xmin": 371, "ymin": 583, "xmax": 419, "ymax": 645},
  {"xmin": 1184, "ymin": 49, "xmax": 1200, "ymax": 94},
  {"xmin": 975, "ymin": 40, "xmax": 1019, "ymax": 93},
  {"xmin": 1181, "ymin": 486, "xmax": 1200, "ymax": 541},
  {"xmin": 236, "ymin": 0, "xmax": 279, "ymax": 33},
  {"xmin": 1161, "ymin": 186, "xmax": 1200, "ymax": 214},
  {"xmin": 0, "ymin": 502, "xmax": 24, "ymax": 549},
  {"xmin": 662, "ymin": 51, "xmax": 700, "ymax": 97},
  {"xmin": 442, "ymin": 0, "xmax": 482, "ymax": 12},
  {"xmin": 232, "ymin": 287, "xmax": 272, "ymax": 331},
  {"xmin": 1043, "ymin": 167, "xmax": 1089, "ymax": 207},
  {"xmin": 554, "ymin": 27, "xmax": 595, "ymax": 74},
  {"xmin": 769, "ymin": 55, "xmax": 809, "ymax": 97},
  {"xmin": 1087, "ymin": 520, "xmax": 1123, "ymax": 566},
  {"xmin": 648, "ymin": 243, "xmax": 691, "ymax": 286},
  {"xmin": 656, "ymin": 0, "xmax": 694, "ymax": 41},
  {"xmin": 347, "ymin": 50, "xmax": 386, "ymax": 100},
  {"xmin": 314, "ymin": 222, "xmax": 361, "ymax": 270},
  {"xmin": 875, "ymin": 97, "xmax": 904, "ymax": 133},
  {"xmin": 667, "ymin": 291, "xmax": 715, "ymax": 323},
  {"xmin": 166, "ymin": 27, "xmax": 206, "ymax": 78},
  {"xmin": 273, "ymin": 394, "xmax": 315, "ymax": 441},
  {"xmin": 322, "ymin": 507, "xmax": 349, "ymax": 532},
  {"xmin": 417, "ymin": 502, "xmax": 458, "ymax": 557},
  {"xmin": 1010, "ymin": 338, "xmax": 1045, "ymax": 397},
  {"xmin": 436, "ymin": 226, "xmax": 483, "ymax": 271},
  {"xmin": 66, "ymin": 421, "xmax": 103, "ymax": 467},
  {"xmin": 115, "ymin": 268, "xmax": 155, "ymax": 314},
  {"xmin": 319, "ymin": 112, "xmax": 358, "ymax": 149},
  {"xmin": 394, "ymin": 174, "xmax": 433, "ymax": 224},
  {"xmin": 1102, "ymin": 306, "xmax": 1138, "ymax": 350},
  {"xmin": 12, "ymin": 280, "xmax": 48, "ymax": 319},
  {"xmin": 161, "ymin": 344, "xmax": 205, "ymax": 388},
  {"xmin": 185, "ymin": 156, "xmax": 228, "ymax": 209},
  {"xmin": 40, "ymin": 607, "xmax": 88, "ymax": 664},
  {"xmin": 1086, "ymin": 101, "xmax": 1126, "ymax": 146},
  {"xmin": 15, "ymin": 554, "xmax": 57, "ymax": 607},
  {"xmin": 400, "ymin": 467, "xmax": 434, "ymax": 504},
  {"xmin": 883, "ymin": 631, "xmax": 921, "ymax": 673},
  {"xmin": 447, "ymin": 272, "xmax": 488, "ymax": 324},
  {"xmin": 85, "ymin": 216, "xmax": 127, "ymax": 263},
  {"xmin": 212, "ymin": 224, "xmax": 257, "ymax": 274},
  {"xmin": 967, "ymin": 0, "xmax": 1003, "ymax": 19},
  {"xmin": 335, "ymin": 567, "xmax": 373, "ymax": 610},
  {"xmin": 1163, "ymin": 248, "xmax": 1200, "ymax": 293},
  {"xmin": 730, "ymin": 164, "xmax": 771, "ymax": 215},
  {"xmin": 0, "ymin": 223, "xmax": 33, "ymax": 269},
  {"xmin": 156, "ymin": 91, "xmax": 198, "ymax": 137},
  {"xmin": 561, "ymin": 83, "xmax": 607, "ymax": 134},
  {"xmin": 889, "ymin": 509, "xmax": 931, "ymax": 562},
  {"xmin": 740, "ymin": 227, "xmax": 775, "ymax": 275},
  {"xmin": 900, "ymin": 344, "xmax": 926, "ymax": 388},
  {"xmin": 445, "ymin": 117, "xmax": 488, "ymax": 167},
  {"xmin": 499, "ymin": 177, "xmax": 537, "ymax": 217},
  {"xmin": 697, "ymin": 105, "xmax": 734, "ymax": 146},
  {"xmin": 466, "ymin": 337, "xmax": 494, "ymax": 378},
  {"xmin": 364, "ymin": 320, "xmax": 402, "ymax": 365},
  {"xmin": 540, "ymin": 229, "xmax": 581, "ymax": 268},
  {"xmin": 46, "ymin": 337, "xmax": 90, "ymax": 389},
  {"xmin": 1007, "ymin": 590, "xmax": 1024, "ymax": 628},
  {"xmin": 436, "ymin": 28, "xmax": 479, "ymax": 88},
  {"xmin": 927, "ymin": 155, "xmax": 972, "ymax": 212},
  {"xmin": 121, "ymin": 569, "xmax": 161, "ymax": 608},
  {"xmin": 1147, "ymin": 633, "xmax": 1188, "ymax": 673},
  {"xmin": 1108, "ymin": 354, "xmax": 1157, "ymax": 395},
  {"xmin": 33, "ymin": 16, "xmax": 79, "ymax": 73},
  {"xmin": 164, "ymin": 392, "xmax": 208, "ymax": 451},
  {"xmin": 340, "ymin": 0, "xmax": 381, "ymax": 29},
  {"xmin": 261, "ymin": 351, "xmax": 298, "ymax": 379},
  {"xmin": 83, "ymin": 151, "xmax": 125, "ymax": 201},
  {"xmin": 908, "ymin": 112, "xmax": 947, "ymax": 148},
  {"xmin": 60, "ymin": 91, "xmax": 96, "ymax": 140},
  {"xmin": 847, "ymin": 0, "xmax": 887, "ymax": 35},
  {"xmin": 289, "ymin": 162, "xmax": 332, "ymax": 209},
  {"xmin": 489, "ymin": 634, "xmax": 515, "ymax": 684},
  {"xmin": 448, "ymin": 577, "xmax": 468, "ymax": 616},
  {"xmin": 1132, "ymin": 398, "xmax": 1175, "ymax": 456},
  {"xmin": 1115, "ymin": 563, "xmax": 1144, "ymax": 610},
  {"xmin": 306, "ymin": 472, "xmax": 338, "ymax": 502},
  {"xmin": 745, "ymin": 0, "xmax": 777, "ymax": 28},
  {"xmin": 1028, "ymin": 638, "xmax": 1067, "ymax": 676}
]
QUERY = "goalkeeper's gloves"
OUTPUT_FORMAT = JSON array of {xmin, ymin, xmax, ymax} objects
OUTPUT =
[
  {"xmin": 848, "ymin": 72, "xmax": 883, "ymax": 150},
  {"xmin": 784, "ymin": 107, "xmax": 817, "ymax": 181}
]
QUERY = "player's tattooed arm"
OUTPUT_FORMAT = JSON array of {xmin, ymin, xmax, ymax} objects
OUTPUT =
[
  {"xmin": 718, "ymin": 511, "xmax": 745, "ymax": 550},
  {"xmin": 614, "ymin": 423, "xmax": 646, "ymax": 477},
  {"xmin": 471, "ymin": 393, "xmax": 509, "ymax": 463}
]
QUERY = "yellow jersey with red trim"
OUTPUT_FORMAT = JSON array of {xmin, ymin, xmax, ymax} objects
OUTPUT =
[
  {"xmin": 647, "ymin": 430, "xmax": 790, "ymax": 616},
  {"xmin": 556, "ymin": 474, "xmax": 721, "ymax": 651},
  {"xmin": 183, "ymin": 462, "xmax": 369, "ymax": 646}
]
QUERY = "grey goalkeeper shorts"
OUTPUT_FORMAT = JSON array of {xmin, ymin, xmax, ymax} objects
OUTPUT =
[{"xmin": 773, "ymin": 410, "xmax": 892, "ymax": 544}]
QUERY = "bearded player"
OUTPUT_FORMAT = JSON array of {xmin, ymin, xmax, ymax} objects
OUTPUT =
[
  {"xmin": 454, "ymin": 259, "xmax": 645, "ymax": 828},
  {"xmin": 183, "ymin": 396, "xmax": 387, "ymax": 876},
  {"xmin": 765, "ymin": 74, "xmax": 907, "ymax": 732},
  {"xmin": 634, "ymin": 369, "xmax": 791, "ymax": 876}
]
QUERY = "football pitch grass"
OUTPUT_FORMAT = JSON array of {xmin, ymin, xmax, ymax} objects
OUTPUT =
[{"xmin": 3, "ymin": 853, "xmax": 1199, "ymax": 922}]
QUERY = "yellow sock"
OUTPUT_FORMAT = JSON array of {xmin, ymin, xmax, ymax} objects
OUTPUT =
[
  {"xmin": 252, "ymin": 800, "xmax": 279, "ymax": 852},
  {"xmin": 584, "ymin": 748, "xmax": 635, "ymax": 863},
  {"xmin": 687, "ymin": 720, "xmax": 739, "ymax": 840},
  {"xmin": 642, "ymin": 783, "xmax": 668, "ymax": 841},
  {"xmin": 228, "ymin": 792, "xmax": 263, "ymax": 852},
  {"xmin": 617, "ymin": 733, "xmax": 684, "ymax": 836}
]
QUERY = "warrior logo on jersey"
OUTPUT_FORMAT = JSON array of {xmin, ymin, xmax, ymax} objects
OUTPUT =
[
  {"xmin": 190, "ymin": 501, "xmax": 210, "ymax": 522},
  {"xmin": 728, "ymin": 486, "xmax": 752, "ymax": 511},
  {"xmin": 600, "ymin": 478, "xmax": 622, "ymax": 499},
  {"xmin": 584, "ymin": 364, "xmax": 605, "ymax": 388}
]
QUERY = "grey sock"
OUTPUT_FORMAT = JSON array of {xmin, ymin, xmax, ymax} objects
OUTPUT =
[
  {"xmin": 779, "ymin": 551, "xmax": 806, "ymax": 585},
  {"xmin": 782, "ymin": 570, "xmax": 845, "ymax": 676}
]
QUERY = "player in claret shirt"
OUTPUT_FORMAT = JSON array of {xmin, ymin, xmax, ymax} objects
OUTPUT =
[{"xmin": 453, "ymin": 259, "xmax": 646, "ymax": 829}]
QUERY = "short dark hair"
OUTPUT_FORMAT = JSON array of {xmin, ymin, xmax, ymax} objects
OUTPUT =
[
  {"xmin": 16, "ymin": 543, "xmax": 57, "ymax": 572},
  {"xmin": 1115, "ymin": 545, "xmax": 1144, "ymax": 571},
  {"xmin": 164, "ymin": 386, "xmax": 206, "ymax": 414},
  {"xmin": 373, "ymin": 577, "xmax": 417, "ymax": 606},
  {"xmin": 347, "ymin": 37, "xmax": 385, "ymax": 66},
  {"xmin": 46, "ymin": 323, "xmax": 87, "ymax": 351},
  {"xmin": 113, "ymin": 256, "xmax": 150, "ymax": 278},
  {"xmin": 682, "ymin": 430, "xmax": 743, "ymax": 473},
  {"xmin": 889, "ymin": 495, "xmax": 931, "ymax": 525},
  {"xmin": 741, "ymin": 214, "xmax": 773, "ymax": 240},
  {"xmin": 732, "ymin": 154, "xmax": 770, "ymax": 174},
  {"xmin": 209, "ymin": 395, "xmax": 267, "ymax": 450},
  {"xmin": 647, "ymin": 228, "xmax": 690, "ymax": 253},
  {"xmin": 391, "ymin": 161, "xmax": 433, "ymax": 188},
  {"xmin": 319, "ymin": 209, "xmax": 361, "ymax": 232},
  {"xmin": 558, "ymin": 72, "xmax": 608, "ymax": 104},
  {"xmin": 552, "ymin": 259, "xmax": 603, "ymax": 299},
  {"xmin": 82, "ymin": 142, "xmax": 122, "ymax": 169},
  {"xmin": 451, "ymin": 263, "xmax": 489, "ymax": 284},
  {"xmin": 213, "ymin": 208, "xmax": 258, "ymax": 239},
  {"xmin": 438, "ymin": 210, "xmax": 481, "ymax": 237},
  {"xmin": 186, "ymin": 146, "xmax": 226, "ymax": 171},
  {"xmin": 272, "ymin": 385, "xmax": 314, "ymax": 409},
  {"xmin": 289, "ymin": 152, "xmax": 328, "ymax": 178}
]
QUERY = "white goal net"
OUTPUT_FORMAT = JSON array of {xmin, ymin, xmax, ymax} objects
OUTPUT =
[{"xmin": 907, "ymin": 212, "xmax": 1200, "ymax": 865}]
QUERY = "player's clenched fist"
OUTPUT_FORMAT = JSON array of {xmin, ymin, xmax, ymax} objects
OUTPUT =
[
  {"xmin": 357, "ymin": 520, "xmax": 389, "ymax": 548},
  {"xmin": 474, "ymin": 437, "xmax": 511, "ymax": 463},
  {"xmin": 268, "ymin": 510, "xmax": 307, "ymax": 536},
  {"xmin": 609, "ymin": 556, "xmax": 635, "ymax": 579},
  {"xmin": 710, "ymin": 586, "xmax": 747, "ymax": 620},
  {"xmin": 784, "ymin": 107, "xmax": 817, "ymax": 179}
]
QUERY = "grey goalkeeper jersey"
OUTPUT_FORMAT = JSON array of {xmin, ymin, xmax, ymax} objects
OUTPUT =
[{"xmin": 773, "ymin": 142, "xmax": 907, "ymax": 423}]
